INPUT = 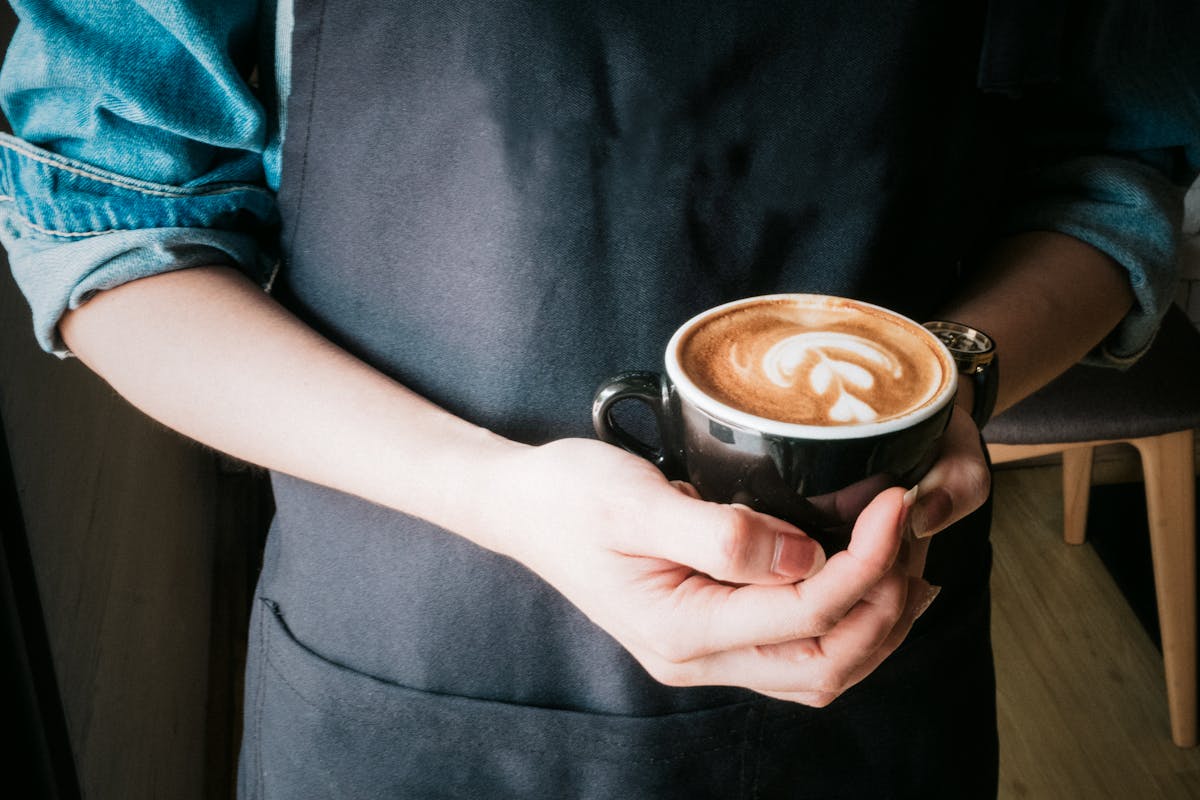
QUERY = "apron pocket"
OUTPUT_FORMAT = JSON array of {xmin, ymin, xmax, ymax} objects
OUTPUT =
[{"xmin": 245, "ymin": 598, "xmax": 765, "ymax": 799}]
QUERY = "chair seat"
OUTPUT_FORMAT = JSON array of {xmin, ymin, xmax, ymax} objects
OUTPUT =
[{"xmin": 985, "ymin": 306, "xmax": 1200, "ymax": 445}]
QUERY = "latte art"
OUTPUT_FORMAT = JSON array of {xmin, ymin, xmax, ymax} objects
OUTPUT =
[
  {"xmin": 677, "ymin": 297, "xmax": 950, "ymax": 426},
  {"xmin": 745, "ymin": 332, "xmax": 904, "ymax": 423}
]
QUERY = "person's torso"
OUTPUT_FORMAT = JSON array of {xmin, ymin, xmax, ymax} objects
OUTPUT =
[{"xmin": 264, "ymin": 0, "xmax": 1005, "ymax": 717}]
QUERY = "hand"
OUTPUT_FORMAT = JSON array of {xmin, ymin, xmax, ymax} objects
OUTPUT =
[
  {"xmin": 902, "ymin": 404, "xmax": 992, "ymax": 576},
  {"xmin": 480, "ymin": 438, "xmax": 939, "ymax": 707}
]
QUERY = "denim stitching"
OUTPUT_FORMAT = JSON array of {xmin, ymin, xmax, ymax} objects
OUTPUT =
[
  {"xmin": 0, "ymin": 192, "xmax": 264, "ymax": 239},
  {"xmin": 0, "ymin": 134, "xmax": 273, "ymax": 200},
  {"xmin": 263, "ymin": 258, "xmax": 281, "ymax": 293},
  {"xmin": 0, "ymin": 197, "xmax": 138, "ymax": 237}
]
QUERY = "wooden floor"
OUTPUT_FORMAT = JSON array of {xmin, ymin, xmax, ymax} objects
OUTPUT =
[{"xmin": 991, "ymin": 466, "xmax": 1200, "ymax": 798}]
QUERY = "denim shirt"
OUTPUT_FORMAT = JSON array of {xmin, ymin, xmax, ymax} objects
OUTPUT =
[
  {"xmin": 0, "ymin": 0, "xmax": 289, "ymax": 356},
  {"xmin": 1, "ymin": 0, "xmax": 1198, "ymax": 360}
]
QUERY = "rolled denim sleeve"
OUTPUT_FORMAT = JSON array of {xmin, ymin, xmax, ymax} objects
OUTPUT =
[
  {"xmin": 999, "ymin": 156, "xmax": 1187, "ymax": 365},
  {"xmin": 0, "ymin": 0, "xmax": 277, "ymax": 357},
  {"xmin": 989, "ymin": 1, "xmax": 1200, "ymax": 366}
]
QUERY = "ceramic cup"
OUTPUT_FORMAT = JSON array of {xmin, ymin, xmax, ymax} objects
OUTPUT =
[{"xmin": 592, "ymin": 294, "xmax": 958, "ymax": 552}]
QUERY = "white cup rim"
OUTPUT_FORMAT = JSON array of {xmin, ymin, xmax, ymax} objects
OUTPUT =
[{"xmin": 664, "ymin": 294, "xmax": 958, "ymax": 441}]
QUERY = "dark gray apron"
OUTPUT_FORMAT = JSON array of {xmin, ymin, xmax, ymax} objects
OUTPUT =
[{"xmin": 241, "ymin": 1, "xmax": 1017, "ymax": 796}]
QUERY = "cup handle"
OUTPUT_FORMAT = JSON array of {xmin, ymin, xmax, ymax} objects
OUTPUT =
[{"xmin": 592, "ymin": 371, "xmax": 677, "ymax": 473}]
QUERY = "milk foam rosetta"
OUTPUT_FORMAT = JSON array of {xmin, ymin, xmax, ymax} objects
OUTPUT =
[
  {"xmin": 679, "ymin": 299, "xmax": 946, "ymax": 426},
  {"xmin": 751, "ymin": 331, "xmax": 904, "ymax": 423}
]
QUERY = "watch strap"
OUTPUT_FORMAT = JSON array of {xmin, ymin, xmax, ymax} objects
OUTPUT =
[{"xmin": 965, "ymin": 353, "xmax": 999, "ymax": 429}]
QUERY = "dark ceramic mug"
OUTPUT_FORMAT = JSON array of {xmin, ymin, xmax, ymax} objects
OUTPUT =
[{"xmin": 592, "ymin": 294, "xmax": 958, "ymax": 552}]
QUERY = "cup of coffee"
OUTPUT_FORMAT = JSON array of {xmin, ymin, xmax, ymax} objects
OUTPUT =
[{"xmin": 592, "ymin": 294, "xmax": 958, "ymax": 552}]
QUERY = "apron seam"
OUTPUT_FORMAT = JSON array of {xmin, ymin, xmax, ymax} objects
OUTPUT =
[
  {"xmin": 282, "ymin": 0, "xmax": 329, "ymax": 262},
  {"xmin": 263, "ymin": 642, "xmax": 747, "ymax": 765},
  {"xmin": 254, "ymin": 599, "xmax": 268, "ymax": 799}
]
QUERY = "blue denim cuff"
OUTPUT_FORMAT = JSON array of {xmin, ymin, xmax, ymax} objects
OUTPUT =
[
  {"xmin": 0, "ymin": 133, "xmax": 276, "ymax": 357},
  {"xmin": 999, "ymin": 155, "xmax": 1185, "ymax": 367}
]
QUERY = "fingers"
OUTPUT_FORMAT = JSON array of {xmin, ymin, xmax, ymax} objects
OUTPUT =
[
  {"xmin": 787, "ymin": 485, "xmax": 908, "ymax": 618},
  {"xmin": 763, "ymin": 576, "xmax": 941, "ymax": 706},
  {"xmin": 903, "ymin": 537, "xmax": 931, "ymax": 578},
  {"xmin": 907, "ymin": 407, "xmax": 991, "ymax": 539},
  {"xmin": 816, "ymin": 574, "xmax": 939, "ymax": 693},
  {"xmin": 622, "ymin": 485, "xmax": 827, "ymax": 586},
  {"xmin": 803, "ymin": 472, "xmax": 895, "ymax": 524},
  {"xmin": 602, "ymin": 449, "xmax": 934, "ymax": 704},
  {"xmin": 637, "ymin": 571, "xmax": 939, "ymax": 704},
  {"xmin": 646, "ymin": 486, "xmax": 908, "ymax": 658}
]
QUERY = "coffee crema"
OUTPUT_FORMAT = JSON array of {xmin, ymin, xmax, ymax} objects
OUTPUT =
[{"xmin": 677, "ymin": 297, "xmax": 948, "ymax": 426}]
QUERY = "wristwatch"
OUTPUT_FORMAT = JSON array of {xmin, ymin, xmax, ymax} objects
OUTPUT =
[{"xmin": 923, "ymin": 321, "xmax": 999, "ymax": 429}]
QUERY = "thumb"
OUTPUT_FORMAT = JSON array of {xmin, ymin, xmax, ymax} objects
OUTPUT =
[{"xmin": 637, "ymin": 491, "xmax": 827, "ymax": 585}]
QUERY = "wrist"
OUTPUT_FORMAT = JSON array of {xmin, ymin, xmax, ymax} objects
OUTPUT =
[
  {"xmin": 438, "ymin": 428, "xmax": 532, "ymax": 548},
  {"xmin": 289, "ymin": 389, "xmax": 538, "ymax": 559}
]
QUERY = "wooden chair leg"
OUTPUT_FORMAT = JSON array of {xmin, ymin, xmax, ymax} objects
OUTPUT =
[
  {"xmin": 1133, "ymin": 429, "xmax": 1197, "ymax": 748},
  {"xmin": 1061, "ymin": 445, "xmax": 1094, "ymax": 545}
]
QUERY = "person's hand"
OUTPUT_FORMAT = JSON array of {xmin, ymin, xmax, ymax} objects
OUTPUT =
[
  {"xmin": 902, "ymin": 404, "xmax": 993, "ymax": 576},
  {"xmin": 477, "ymin": 438, "xmax": 940, "ymax": 707}
]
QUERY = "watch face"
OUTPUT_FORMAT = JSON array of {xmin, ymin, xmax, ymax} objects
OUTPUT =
[{"xmin": 923, "ymin": 321, "xmax": 994, "ymax": 355}]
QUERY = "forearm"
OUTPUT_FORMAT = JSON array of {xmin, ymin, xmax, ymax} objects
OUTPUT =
[
  {"xmin": 58, "ymin": 264, "xmax": 527, "ymax": 544},
  {"xmin": 940, "ymin": 231, "xmax": 1136, "ymax": 417}
]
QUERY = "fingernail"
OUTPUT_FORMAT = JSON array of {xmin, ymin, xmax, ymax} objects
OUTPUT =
[
  {"xmin": 913, "ymin": 584, "xmax": 942, "ymax": 620},
  {"xmin": 772, "ymin": 533, "xmax": 824, "ymax": 579},
  {"xmin": 910, "ymin": 487, "xmax": 952, "ymax": 539},
  {"xmin": 902, "ymin": 484, "xmax": 920, "ymax": 508}
]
